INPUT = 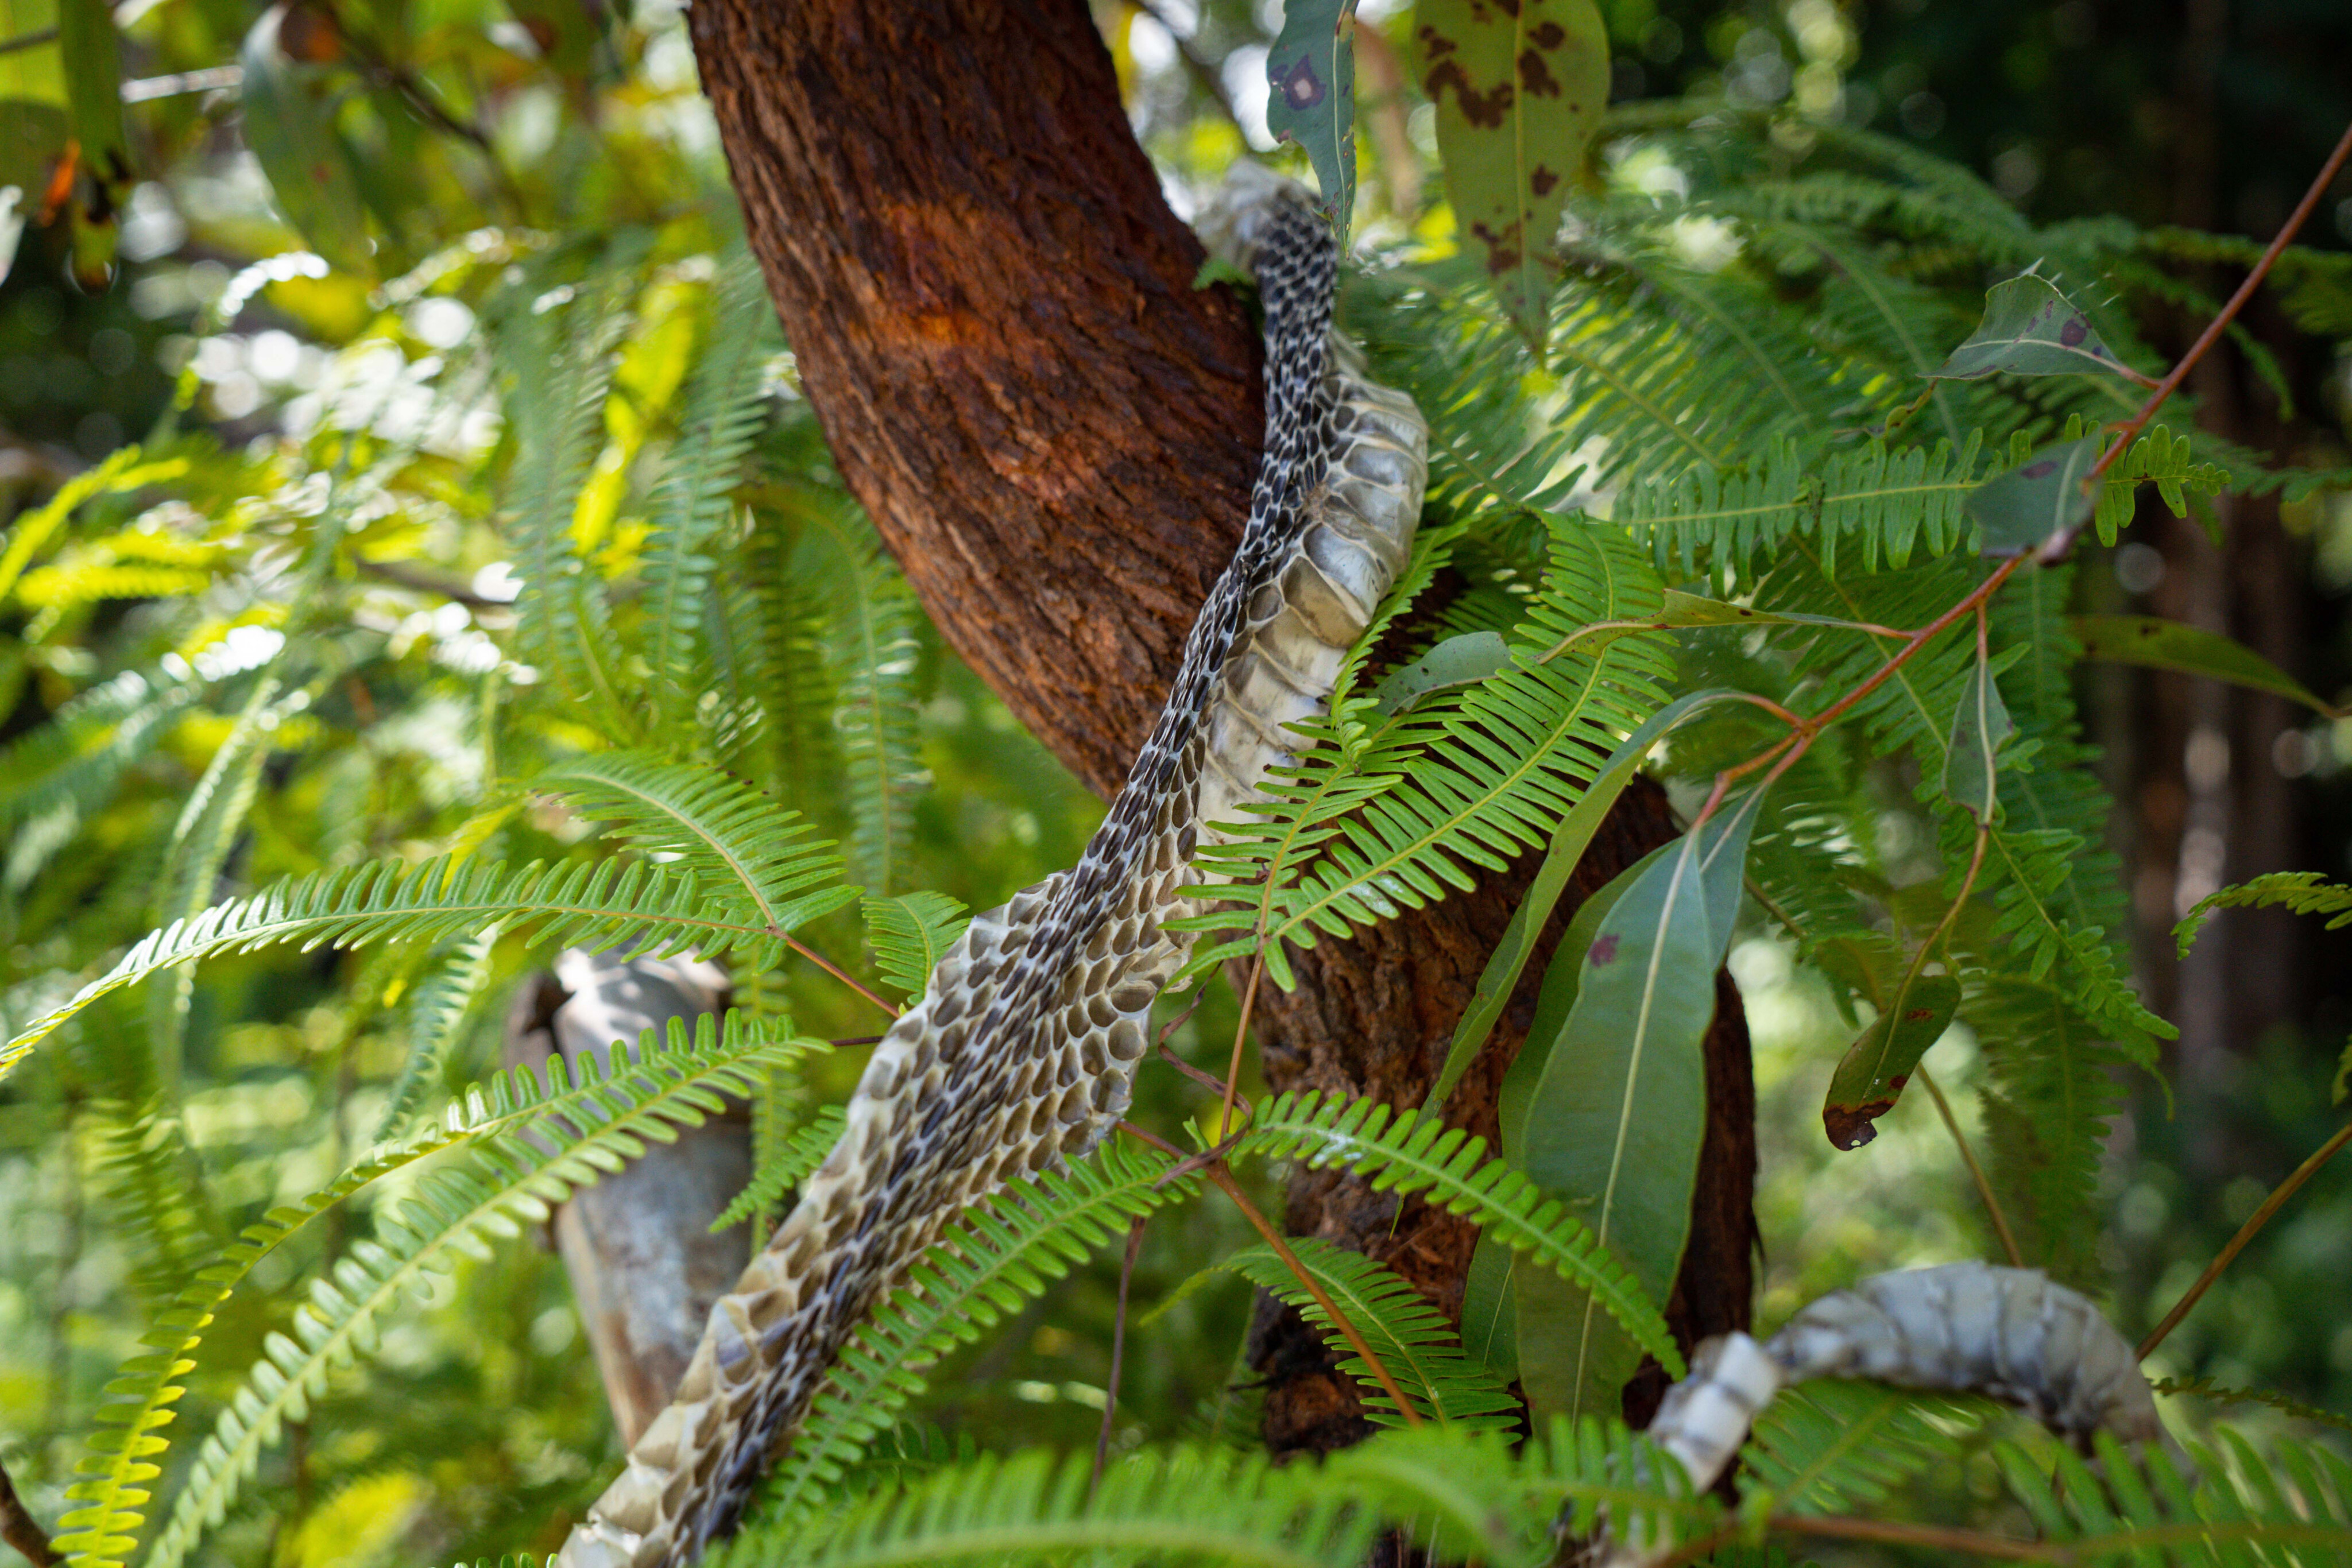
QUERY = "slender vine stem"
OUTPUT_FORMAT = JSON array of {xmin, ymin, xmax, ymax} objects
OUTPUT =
[
  {"xmin": 1917, "ymin": 1064, "xmax": 2024, "ymax": 1269},
  {"xmin": 1092, "ymin": 1214, "xmax": 1149, "ymax": 1494},
  {"xmin": 2138, "ymin": 1118, "xmax": 2352, "ymax": 1361},
  {"xmin": 1200, "ymin": 1160, "xmax": 1427, "ymax": 1428},
  {"xmin": 2061, "ymin": 117, "xmax": 2352, "ymax": 536},
  {"xmin": 1114, "ymin": 1119, "xmax": 1424, "ymax": 1430},
  {"xmin": 1216, "ymin": 953, "xmax": 1266, "ymax": 1148},
  {"xmin": 783, "ymin": 935, "xmax": 898, "ymax": 1017}
]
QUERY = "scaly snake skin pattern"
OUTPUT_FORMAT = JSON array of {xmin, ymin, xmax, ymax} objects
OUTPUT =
[{"xmin": 556, "ymin": 167, "xmax": 1429, "ymax": 1568}]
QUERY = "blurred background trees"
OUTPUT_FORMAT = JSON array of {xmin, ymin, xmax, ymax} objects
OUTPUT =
[{"xmin": 2, "ymin": 0, "xmax": 2349, "ymax": 1563}]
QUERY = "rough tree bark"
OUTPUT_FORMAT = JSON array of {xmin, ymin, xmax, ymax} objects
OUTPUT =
[{"xmin": 686, "ymin": 0, "xmax": 1754, "ymax": 1446}]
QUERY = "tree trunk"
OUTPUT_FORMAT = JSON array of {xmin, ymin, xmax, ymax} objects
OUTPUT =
[{"xmin": 687, "ymin": 0, "xmax": 1753, "ymax": 1446}]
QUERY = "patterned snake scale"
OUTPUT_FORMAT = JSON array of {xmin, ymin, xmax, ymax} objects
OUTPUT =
[{"xmin": 555, "ymin": 166, "xmax": 1430, "ymax": 1568}]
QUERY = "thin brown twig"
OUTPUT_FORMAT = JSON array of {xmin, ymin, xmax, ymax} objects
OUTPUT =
[
  {"xmin": 0, "ymin": 26, "xmax": 56, "ymax": 56},
  {"xmin": 1215, "ymin": 953, "xmax": 1266, "ymax": 1149},
  {"xmin": 0, "ymin": 1455, "xmax": 56, "ymax": 1568},
  {"xmin": 1157, "ymin": 1039, "xmax": 1229, "ymax": 1098},
  {"xmin": 1917, "ymin": 1063, "xmax": 2024, "ymax": 1268},
  {"xmin": 781, "ymin": 934, "xmax": 898, "ymax": 1017},
  {"xmin": 1112, "ymin": 1121, "xmax": 1423, "ymax": 1428},
  {"xmin": 2138, "ymin": 1118, "xmax": 2352, "ymax": 1361},
  {"xmin": 1198, "ymin": 1162, "xmax": 1426, "ymax": 1428},
  {"xmin": 2063, "ymin": 117, "xmax": 2352, "ymax": 532},
  {"xmin": 1092, "ymin": 1215, "xmax": 1150, "ymax": 1495}
]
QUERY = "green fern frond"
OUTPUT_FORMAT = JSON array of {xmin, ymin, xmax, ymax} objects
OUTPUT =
[
  {"xmin": 2151, "ymin": 1376, "xmax": 2352, "ymax": 1436},
  {"xmin": 1622, "ymin": 432, "xmax": 1987, "ymax": 587},
  {"xmin": 802, "ymin": 502, "xmax": 926, "ymax": 894},
  {"xmin": 643, "ymin": 253, "xmax": 781, "ymax": 727},
  {"xmin": 51, "ymin": 1020, "xmax": 815, "ymax": 1568},
  {"xmin": 1967, "ymin": 974, "xmax": 2125, "ymax": 1287},
  {"xmin": 536, "ymin": 749, "xmax": 860, "ymax": 933},
  {"xmin": 1239, "ymin": 1091, "xmax": 1680, "ymax": 1375},
  {"xmin": 145, "ymin": 676, "xmax": 291, "ymax": 1080},
  {"xmin": 0, "ymin": 447, "xmax": 188, "ymax": 601},
  {"xmin": 14, "ymin": 562, "xmax": 212, "ymax": 609},
  {"xmin": 6, "ymin": 854, "xmax": 793, "ymax": 1077},
  {"xmin": 708, "ymin": 1104, "xmax": 844, "ymax": 1233},
  {"xmin": 760, "ymin": 1141, "xmax": 1193, "ymax": 1528},
  {"xmin": 371, "ymin": 927, "xmax": 501, "ymax": 1143},
  {"xmin": 505, "ymin": 270, "xmax": 634, "ymax": 727},
  {"xmin": 1742, "ymin": 1379, "xmax": 1984, "ymax": 1516},
  {"xmin": 0, "ymin": 662, "xmax": 207, "ymax": 829},
  {"xmin": 1991, "ymin": 1427, "xmax": 2352, "ymax": 1566},
  {"xmin": 2176, "ymin": 872, "xmax": 2352, "ymax": 958},
  {"xmin": 130, "ymin": 1017, "xmax": 815, "ymax": 1568},
  {"xmin": 61, "ymin": 989, "xmax": 222, "ymax": 1317},
  {"xmin": 1764, "ymin": 548, "xmax": 2164, "ymax": 1058},
  {"xmin": 861, "ymin": 892, "xmax": 970, "ymax": 999},
  {"xmin": 1218, "ymin": 1237, "xmax": 1519, "ymax": 1432},
  {"xmin": 744, "ymin": 509, "xmax": 844, "ymax": 811},
  {"xmin": 739, "ymin": 1445, "xmax": 1381, "ymax": 1568},
  {"xmin": 1186, "ymin": 522, "xmax": 1672, "ymax": 968}
]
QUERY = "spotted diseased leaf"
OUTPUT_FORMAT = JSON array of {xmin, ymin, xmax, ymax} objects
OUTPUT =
[
  {"xmin": 2071, "ymin": 614, "xmax": 2343, "ymax": 718},
  {"xmin": 1966, "ymin": 435, "xmax": 2103, "ymax": 557},
  {"xmin": 1415, "ymin": 0, "xmax": 1607, "ymax": 352},
  {"xmin": 1932, "ymin": 274, "xmax": 2135, "ymax": 382},
  {"xmin": 1264, "ymin": 0, "xmax": 1357, "ymax": 242},
  {"xmin": 1942, "ymin": 660, "xmax": 2013, "ymax": 820},
  {"xmin": 1821, "ymin": 974, "xmax": 1960, "ymax": 1150}
]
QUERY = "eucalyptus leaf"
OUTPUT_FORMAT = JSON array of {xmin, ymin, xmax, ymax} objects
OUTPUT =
[
  {"xmin": 1263, "ymin": 0, "xmax": 1357, "ymax": 241},
  {"xmin": 1507, "ymin": 791, "xmax": 1759, "ymax": 1422},
  {"xmin": 1464, "ymin": 843, "xmax": 1657, "ymax": 1383},
  {"xmin": 1414, "ymin": 0, "xmax": 1607, "ymax": 351},
  {"xmin": 1424, "ymin": 690, "xmax": 1750, "ymax": 1116},
  {"xmin": 1820, "ymin": 974, "xmax": 1960, "ymax": 1150},
  {"xmin": 1372, "ymin": 630, "xmax": 1509, "ymax": 715},
  {"xmin": 1932, "ymin": 274, "xmax": 2134, "ymax": 382},
  {"xmin": 1942, "ymin": 661, "xmax": 2014, "ymax": 820},
  {"xmin": 1967, "ymin": 435, "xmax": 2105, "ymax": 557},
  {"xmin": 2071, "ymin": 614, "xmax": 2344, "ymax": 718}
]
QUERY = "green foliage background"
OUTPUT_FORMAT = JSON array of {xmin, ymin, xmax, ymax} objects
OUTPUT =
[{"xmin": 1, "ymin": 0, "xmax": 2350, "ymax": 1565}]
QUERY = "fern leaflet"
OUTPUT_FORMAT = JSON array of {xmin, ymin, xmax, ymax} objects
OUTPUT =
[{"xmin": 1239, "ymin": 1091, "xmax": 1679, "ymax": 1375}]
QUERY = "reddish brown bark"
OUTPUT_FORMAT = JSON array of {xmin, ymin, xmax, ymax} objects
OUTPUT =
[{"xmin": 688, "ymin": 0, "xmax": 1753, "ymax": 1451}]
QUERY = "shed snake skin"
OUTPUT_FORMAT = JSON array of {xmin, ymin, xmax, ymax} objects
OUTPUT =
[{"xmin": 556, "ymin": 165, "xmax": 1430, "ymax": 1568}]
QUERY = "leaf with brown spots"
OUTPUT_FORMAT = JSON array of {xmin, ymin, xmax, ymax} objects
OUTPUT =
[
  {"xmin": 1821, "ymin": 974, "xmax": 1960, "ymax": 1151},
  {"xmin": 1932, "ymin": 273, "xmax": 2140, "ymax": 382},
  {"xmin": 1500, "ymin": 787, "xmax": 1760, "ymax": 1423},
  {"xmin": 1264, "ymin": 0, "xmax": 1357, "ymax": 243},
  {"xmin": 1414, "ymin": 0, "xmax": 1607, "ymax": 352}
]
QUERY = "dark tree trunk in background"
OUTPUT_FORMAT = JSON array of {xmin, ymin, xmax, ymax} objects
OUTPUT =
[
  {"xmin": 2122, "ymin": 0, "xmax": 2328, "ymax": 1176},
  {"xmin": 686, "ymin": 0, "xmax": 1753, "ymax": 1449}
]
